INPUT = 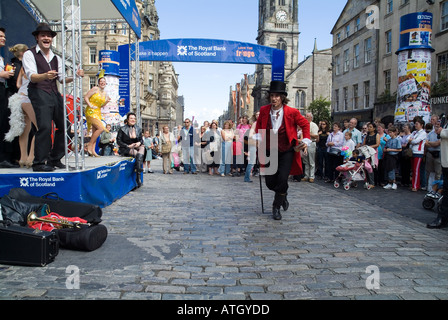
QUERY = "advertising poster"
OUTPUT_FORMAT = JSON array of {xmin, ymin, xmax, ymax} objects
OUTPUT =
[{"xmin": 394, "ymin": 49, "xmax": 432, "ymax": 124}]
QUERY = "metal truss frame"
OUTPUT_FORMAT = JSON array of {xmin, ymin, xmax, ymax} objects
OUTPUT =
[{"xmin": 16, "ymin": 0, "xmax": 141, "ymax": 170}]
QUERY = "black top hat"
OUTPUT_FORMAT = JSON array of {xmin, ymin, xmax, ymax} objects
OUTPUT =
[
  {"xmin": 32, "ymin": 23, "xmax": 57, "ymax": 38},
  {"xmin": 268, "ymin": 81, "xmax": 287, "ymax": 96}
]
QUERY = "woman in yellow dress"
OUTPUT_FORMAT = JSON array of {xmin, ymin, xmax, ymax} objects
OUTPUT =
[{"xmin": 84, "ymin": 77, "xmax": 110, "ymax": 157}]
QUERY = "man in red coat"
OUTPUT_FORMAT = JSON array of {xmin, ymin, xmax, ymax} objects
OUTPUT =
[{"xmin": 256, "ymin": 81, "xmax": 311, "ymax": 220}]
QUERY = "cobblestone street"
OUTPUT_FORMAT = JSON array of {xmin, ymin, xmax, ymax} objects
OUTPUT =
[{"xmin": 1, "ymin": 159, "xmax": 447, "ymax": 300}]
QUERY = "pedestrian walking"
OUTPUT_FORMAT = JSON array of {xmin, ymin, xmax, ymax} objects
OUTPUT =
[{"xmin": 255, "ymin": 80, "xmax": 310, "ymax": 220}]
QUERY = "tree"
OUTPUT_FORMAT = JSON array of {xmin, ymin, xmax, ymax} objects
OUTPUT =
[{"xmin": 307, "ymin": 97, "xmax": 331, "ymax": 124}]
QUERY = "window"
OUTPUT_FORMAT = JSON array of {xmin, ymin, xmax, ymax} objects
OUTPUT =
[
  {"xmin": 279, "ymin": 0, "xmax": 286, "ymax": 5},
  {"xmin": 295, "ymin": 90, "xmax": 306, "ymax": 113},
  {"xmin": 353, "ymin": 44, "xmax": 360, "ymax": 68},
  {"xmin": 437, "ymin": 51, "xmax": 448, "ymax": 81},
  {"xmin": 109, "ymin": 45, "xmax": 117, "ymax": 51},
  {"xmin": 387, "ymin": 0, "xmax": 393, "ymax": 14},
  {"xmin": 121, "ymin": 24, "xmax": 127, "ymax": 35},
  {"xmin": 343, "ymin": 87, "xmax": 348, "ymax": 111},
  {"xmin": 335, "ymin": 89, "xmax": 340, "ymax": 112},
  {"xmin": 110, "ymin": 23, "xmax": 117, "ymax": 34},
  {"xmin": 364, "ymin": 37, "xmax": 372, "ymax": 63},
  {"xmin": 355, "ymin": 17, "xmax": 360, "ymax": 32},
  {"xmin": 364, "ymin": 81, "xmax": 370, "ymax": 109},
  {"xmin": 353, "ymin": 84, "xmax": 359, "ymax": 110},
  {"xmin": 442, "ymin": 1, "xmax": 448, "ymax": 31},
  {"xmin": 89, "ymin": 76, "xmax": 96, "ymax": 89},
  {"xmin": 335, "ymin": 54, "xmax": 341, "ymax": 75},
  {"xmin": 90, "ymin": 24, "xmax": 97, "ymax": 35},
  {"xmin": 384, "ymin": 70, "xmax": 391, "ymax": 93},
  {"xmin": 89, "ymin": 47, "xmax": 97, "ymax": 64},
  {"xmin": 346, "ymin": 25, "xmax": 350, "ymax": 38},
  {"xmin": 336, "ymin": 32, "xmax": 341, "ymax": 44},
  {"xmin": 344, "ymin": 49, "xmax": 350, "ymax": 72},
  {"xmin": 386, "ymin": 30, "xmax": 392, "ymax": 54},
  {"xmin": 277, "ymin": 40, "xmax": 287, "ymax": 62}
]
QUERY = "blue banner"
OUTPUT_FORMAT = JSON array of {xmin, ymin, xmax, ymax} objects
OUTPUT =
[
  {"xmin": 0, "ymin": 159, "xmax": 137, "ymax": 208},
  {"xmin": 135, "ymin": 39, "xmax": 282, "ymax": 67},
  {"xmin": 110, "ymin": 0, "xmax": 141, "ymax": 39},
  {"xmin": 118, "ymin": 44, "xmax": 131, "ymax": 116}
]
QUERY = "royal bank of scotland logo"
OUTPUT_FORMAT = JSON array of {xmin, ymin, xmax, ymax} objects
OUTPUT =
[
  {"xmin": 177, "ymin": 46, "xmax": 188, "ymax": 56},
  {"xmin": 20, "ymin": 177, "xmax": 29, "ymax": 187}
]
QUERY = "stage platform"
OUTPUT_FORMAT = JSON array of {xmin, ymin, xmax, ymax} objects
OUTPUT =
[{"xmin": 0, "ymin": 156, "xmax": 139, "ymax": 208}]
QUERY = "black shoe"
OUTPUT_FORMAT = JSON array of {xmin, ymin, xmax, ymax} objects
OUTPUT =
[
  {"xmin": 273, "ymin": 206, "xmax": 282, "ymax": 220},
  {"xmin": 0, "ymin": 160, "xmax": 20, "ymax": 168},
  {"xmin": 426, "ymin": 216, "xmax": 448, "ymax": 229},
  {"xmin": 282, "ymin": 198, "xmax": 289, "ymax": 211},
  {"xmin": 49, "ymin": 160, "xmax": 65, "ymax": 169},
  {"xmin": 32, "ymin": 164, "xmax": 55, "ymax": 172}
]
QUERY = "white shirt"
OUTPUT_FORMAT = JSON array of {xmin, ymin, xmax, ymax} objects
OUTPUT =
[
  {"xmin": 22, "ymin": 44, "xmax": 64, "ymax": 83},
  {"xmin": 0, "ymin": 56, "xmax": 5, "ymax": 83},
  {"xmin": 270, "ymin": 106, "xmax": 284, "ymax": 134}
]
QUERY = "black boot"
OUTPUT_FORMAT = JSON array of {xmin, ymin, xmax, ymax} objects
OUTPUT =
[
  {"xmin": 272, "ymin": 206, "xmax": 282, "ymax": 220},
  {"xmin": 281, "ymin": 193, "xmax": 289, "ymax": 211},
  {"xmin": 273, "ymin": 193, "xmax": 286, "ymax": 220},
  {"xmin": 134, "ymin": 153, "xmax": 144, "ymax": 188}
]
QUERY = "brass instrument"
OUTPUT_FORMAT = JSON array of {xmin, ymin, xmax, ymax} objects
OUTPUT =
[{"xmin": 27, "ymin": 212, "xmax": 86, "ymax": 229}]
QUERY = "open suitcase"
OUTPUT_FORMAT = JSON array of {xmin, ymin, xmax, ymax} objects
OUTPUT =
[
  {"xmin": 4, "ymin": 189, "xmax": 107, "ymax": 252},
  {"xmin": 7, "ymin": 188, "xmax": 102, "ymax": 224},
  {"xmin": 0, "ymin": 222, "xmax": 59, "ymax": 267}
]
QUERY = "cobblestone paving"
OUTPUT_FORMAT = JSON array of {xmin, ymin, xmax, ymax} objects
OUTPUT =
[{"xmin": 1, "ymin": 159, "xmax": 447, "ymax": 300}]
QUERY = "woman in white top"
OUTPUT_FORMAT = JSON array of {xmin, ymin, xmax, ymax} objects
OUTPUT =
[
  {"xmin": 408, "ymin": 116, "xmax": 427, "ymax": 191},
  {"xmin": 5, "ymin": 44, "xmax": 37, "ymax": 168}
]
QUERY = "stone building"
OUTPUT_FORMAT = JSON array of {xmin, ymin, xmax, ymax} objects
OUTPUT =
[
  {"xmin": 251, "ymin": 0, "xmax": 333, "ymax": 115},
  {"xmin": 331, "ymin": 0, "xmax": 379, "ymax": 125},
  {"xmin": 287, "ymin": 41, "xmax": 333, "ymax": 115},
  {"xmin": 332, "ymin": 0, "xmax": 448, "ymax": 126},
  {"xmin": 81, "ymin": 0, "xmax": 179, "ymax": 134},
  {"xmin": 375, "ymin": 0, "xmax": 448, "ymax": 120}
]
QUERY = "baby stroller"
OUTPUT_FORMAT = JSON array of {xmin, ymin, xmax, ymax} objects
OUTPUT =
[
  {"xmin": 334, "ymin": 160, "xmax": 369, "ymax": 190},
  {"xmin": 422, "ymin": 191, "xmax": 443, "ymax": 212},
  {"xmin": 422, "ymin": 179, "xmax": 444, "ymax": 213}
]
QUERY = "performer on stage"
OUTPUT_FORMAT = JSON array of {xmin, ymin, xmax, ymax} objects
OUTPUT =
[
  {"xmin": 84, "ymin": 75, "xmax": 110, "ymax": 157},
  {"xmin": 256, "ymin": 81, "xmax": 311, "ymax": 220},
  {"xmin": 22, "ymin": 23, "xmax": 84, "ymax": 172}
]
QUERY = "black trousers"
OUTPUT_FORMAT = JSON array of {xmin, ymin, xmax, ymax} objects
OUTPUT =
[
  {"xmin": 0, "ymin": 84, "xmax": 12, "ymax": 162},
  {"xmin": 264, "ymin": 149, "xmax": 294, "ymax": 207},
  {"xmin": 28, "ymin": 88, "xmax": 65, "ymax": 166}
]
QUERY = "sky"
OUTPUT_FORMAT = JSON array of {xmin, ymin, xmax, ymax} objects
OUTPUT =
[{"xmin": 155, "ymin": 0, "xmax": 347, "ymax": 126}]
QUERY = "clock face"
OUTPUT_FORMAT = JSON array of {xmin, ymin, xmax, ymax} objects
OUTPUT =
[{"xmin": 276, "ymin": 10, "xmax": 287, "ymax": 22}]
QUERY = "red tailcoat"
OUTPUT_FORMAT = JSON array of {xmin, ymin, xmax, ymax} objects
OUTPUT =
[{"xmin": 256, "ymin": 104, "xmax": 310, "ymax": 176}]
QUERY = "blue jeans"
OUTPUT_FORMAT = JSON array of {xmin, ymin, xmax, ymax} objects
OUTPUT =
[
  {"xmin": 244, "ymin": 145, "xmax": 257, "ymax": 182},
  {"xmin": 219, "ymin": 141, "xmax": 231, "ymax": 175},
  {"xmin": 183, "ymin": 145, "xmax": 197, "ymax": 173}
]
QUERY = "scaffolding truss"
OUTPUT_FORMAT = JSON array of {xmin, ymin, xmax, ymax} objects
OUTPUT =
[{"xmin": 17, "ymin": 0, "xmax": 141, "ymax": 170}]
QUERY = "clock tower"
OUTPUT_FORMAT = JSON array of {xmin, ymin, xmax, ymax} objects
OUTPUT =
[{"xmin": 253, "ymin": 0, "xmax": 299, "ymax": 109}]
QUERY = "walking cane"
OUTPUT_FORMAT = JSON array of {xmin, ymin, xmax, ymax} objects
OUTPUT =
[{"xmin": 256, "ymin": 156, "xmax": 265, "ymax": 214}]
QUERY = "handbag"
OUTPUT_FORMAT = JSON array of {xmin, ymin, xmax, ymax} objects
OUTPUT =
[
  {"xmin": 403, "ymin": 147, "xmax": 412, "ymax": 158},
  {"xmin": 328, "ymin": 147, "xmax": 341, "ymax": 156},
  {"xmin": 0, "ymin": 195, "xmax": 49, "ymax": 226},
  {"xmin": 161, "ymin": 141, "xmax": 171, "ymax": 154}
]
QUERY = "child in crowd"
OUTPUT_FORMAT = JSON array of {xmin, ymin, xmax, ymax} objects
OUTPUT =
[
  {"xmin": 383, "ymin": 126, "xmax": 402, "ymax": 190},
  {"xmin": 349, "ymin": 149, "xmax": 365, "ymax": 165},
  {"xmin": 343, "ymin": 131, "xmax": 355, "ymax": 154}
]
